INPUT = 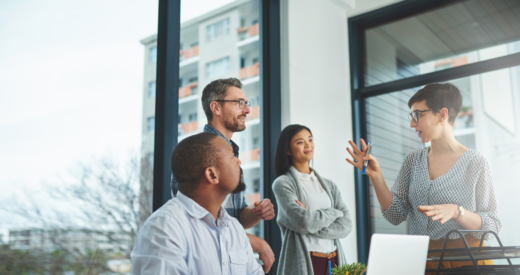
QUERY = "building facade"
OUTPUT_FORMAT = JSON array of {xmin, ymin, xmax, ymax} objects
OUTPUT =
[{"xmin": 140, "ymin": 0, "xmax": 263, "ymax": 236}]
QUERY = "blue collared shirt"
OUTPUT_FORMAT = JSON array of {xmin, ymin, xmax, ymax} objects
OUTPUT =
[
  {"xmin": 131, "ymin": 192, "xmax": 263, "ymax": 275},
  {"xmin": 171, "ymin": 124, "xmax": 248, "ymax": 222}
]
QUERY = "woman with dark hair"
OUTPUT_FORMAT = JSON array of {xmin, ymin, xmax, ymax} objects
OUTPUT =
[
  {"xmin": 272, "ymin": 124, "xmax": 352, "ymax": 275},
  {"xmin": 346, "ymin": 83, "xmax": 500, "ymax": 272}
]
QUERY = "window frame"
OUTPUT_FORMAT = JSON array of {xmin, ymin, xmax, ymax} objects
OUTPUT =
[
  {"xmin": 153, "ymin": 1, "xmax": 282, "ymax": 274},
  {"xmin": 349, "ymin": 0, "xmax": 520, "ymax": 263}
]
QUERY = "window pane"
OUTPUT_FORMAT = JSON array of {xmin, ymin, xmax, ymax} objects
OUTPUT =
[
  {"xmin": 364, "ymin": 1, "xmax": 520, "ymax": 87},
  {"xmin": 143, "ymin": 0, "xmax": 263, "ymax": 239},
  {"xmin": 148, "ymin": 81, "xmax": 156, "ymax": 97},
  {"xmin": 0, "ymin": 0, "xmax": 158, "ymax": 272},
  {"xmin": 366, "ymin": 64, "xmax": 520, "ymax": 259}
]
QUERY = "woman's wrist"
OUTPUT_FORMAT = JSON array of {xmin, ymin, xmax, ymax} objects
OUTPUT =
[
  {"xmin": 369, "ymin": 171, "xmax": 383, "ymax": 185},
  {"xmin": 452, "ymin": 204, "xmax": 460, "ymax": 220}
]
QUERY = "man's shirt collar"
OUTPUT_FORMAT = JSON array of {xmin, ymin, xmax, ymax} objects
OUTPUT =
[
  {"xmin": 204, "ymin": 124, "xmax": 239, "ymax": 157},
  {"xmin": 176, "ymin": 191, "xmax": 231, "ymax": 224}
]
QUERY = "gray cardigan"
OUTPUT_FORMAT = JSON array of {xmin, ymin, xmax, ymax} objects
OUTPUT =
[{"xmin": 272, "ymin": 167, "xmax": 352, "ymax": 275}]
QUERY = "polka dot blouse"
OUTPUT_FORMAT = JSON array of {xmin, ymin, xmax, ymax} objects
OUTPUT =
[{"xmin": 381, "ymin": 147, "xmax": 501, "ymax": 240}]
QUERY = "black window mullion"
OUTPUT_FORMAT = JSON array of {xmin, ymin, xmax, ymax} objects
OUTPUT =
[
  {"xmin": 260, "ymin": 0, "xmax": 282, "ymax": 274},
  {"xmin": 153, "ymin": 0, "xmax": 181, "ymax": 211},
  {"xmin": 349, "ymin": 14, "xmax": 372, "ymax": 264},
  {"xmin": 359, "ymin": 51, "xmax": 520, "ymax": 98}
]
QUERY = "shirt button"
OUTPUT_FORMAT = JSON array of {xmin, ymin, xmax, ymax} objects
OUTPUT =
[{"xmin": 223, "ymin": 261, "xmax": 227, "ymax": 266}]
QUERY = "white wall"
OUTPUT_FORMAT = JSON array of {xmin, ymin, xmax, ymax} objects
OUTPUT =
[{"xmin": 279, "ymin": 0, "xmax": 402, "ymax": 263}]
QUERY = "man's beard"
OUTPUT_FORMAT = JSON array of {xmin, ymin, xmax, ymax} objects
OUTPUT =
[
  {"xmin": 232, "ymin": 168, "xmax": 246, "ymax": 194},
  {"xmin": 224, "ymin": 116, "xmax": 246, "ymax": 132}
]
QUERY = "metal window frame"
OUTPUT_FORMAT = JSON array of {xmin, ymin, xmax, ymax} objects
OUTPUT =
[
  {"xmin": 348, "ymin": 0, "xmax": 520, "ymax": 263},
  {"xmin": 153, "ymin": 1, "xmax": 282, "ymax": 273},
  {"xmin": 260, "ymin": 1, "xmax": 282, "ymax": 274}
]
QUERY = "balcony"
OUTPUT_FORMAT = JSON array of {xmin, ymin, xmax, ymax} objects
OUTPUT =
[
  {"xmin": 179, "ymin": 45, "xmax": 199, "ymax": 61},
  {"xmin": 434, "ymin": 56, "xmax": 468, "ymax": 70},
  {"xmin": 239, "ymin": 63, "xmax": 259, "ymax": 80},
  {"xmin": 237, "ymin": 23, "xmax": 259, "ymax": 41},
  {"xmin": 239, "ymin": 148, "xmax": 260, "ymax": 163},
  {"xmin": 179, "ymin": 82, "xmax": 198, "ymax": 98},
  {"xmin": 244, "ymin": 192, "xmax": 261, "ymax": 204},
  {"xmin": 248, "ymin": 106, "xmax": 260, "ymax": 119},
  {"xmin": 178, "ymin": 121, "xmax": 198, "ymax": 136}
]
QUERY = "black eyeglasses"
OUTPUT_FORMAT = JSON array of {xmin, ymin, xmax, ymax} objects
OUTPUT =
[
  {"xmin": 408, "ymin": 109, "xmax": 431, "ymax": 123},
  {"xmin": 215, "ymin": 99, "xmax": 251, "ymax": 109}
]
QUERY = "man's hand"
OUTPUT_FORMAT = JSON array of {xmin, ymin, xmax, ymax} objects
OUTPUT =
[
  {"xmin": 247, "ymin": 234, "xmax": 275, "ymax": 274},
  {"xmin": 240, "ymin": 199, "xmax": 275, "ymax": 229},
  {"xmin": 252, "ymin": 199, "xmax": 275, "ymax": 220}
]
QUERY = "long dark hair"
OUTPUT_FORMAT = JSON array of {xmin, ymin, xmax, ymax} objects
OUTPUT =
[{"xmin": 274, "ymin": 124, "xmax": 313, "ymax": 177}]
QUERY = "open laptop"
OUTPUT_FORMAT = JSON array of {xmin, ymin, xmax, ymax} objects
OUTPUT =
[{"xmin": 367, "ymin": 234, "xmax": 430, "ymax": 275}]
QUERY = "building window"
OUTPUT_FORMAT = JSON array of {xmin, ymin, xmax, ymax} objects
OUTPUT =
[
  {"xmin": 188, "ymin": 113, "xmax": 197, "ymax": 122},
  {"xmin": 148, "ymin": 81, "xmax": 156, "ymax": 97},
  {"xmin": 149, "ymin": 46, "xmax": 157, "ymax": 63},
  {"xmin": 206, "ymin": 57, "xmax": 229, "ymax": 79},
  {"xmin": 206, "ymin": 18, "xmax": 229, "ymax": 41},
  {"xmin": 146, "ymin": 116, "xmax": 155, "ymax": 132},
  {"xmin": 240, "ymin": 56, "xmax": 246, "ymax": 68}
]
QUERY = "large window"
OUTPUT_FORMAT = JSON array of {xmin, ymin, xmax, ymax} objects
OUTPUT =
[
  {"xmin": 0, "ymin": 0, "xmax": 158, "ymax": 273},
  {"xmin": 350, "ymin": 0, "xmax": 520, "ymax": 263},
  {"xmin": 364, "ymin": 0, "xmax": 520, "ymax": 87},
  {"xmin": 182, "ymin": 0, "xmax": 263, "ymax": 238},
  {"xmin": 146, "ymin": 0, "xmax": 265, "ymax": 239}
]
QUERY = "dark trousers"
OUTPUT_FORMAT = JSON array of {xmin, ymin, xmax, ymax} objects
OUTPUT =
[{"xmin": 310, "ymin": 254, "xmax": 337, "ymax": 275}]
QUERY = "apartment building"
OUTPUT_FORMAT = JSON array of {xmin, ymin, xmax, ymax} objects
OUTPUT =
[{"xmin": 140, "ymin": 0, "xmax": 262, "ymax": 235}]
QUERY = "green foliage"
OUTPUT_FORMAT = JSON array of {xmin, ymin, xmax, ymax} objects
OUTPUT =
[
  {"xmin": 460, "ymin": 106, "xmax": 472, "ymax": 113},
  {"xmin": 0, "ymin": 245, "xmax": 110, "ymax": 275},
  {"xmin": 331, "ymin": 262, "xmax": 367, "ymax": 275}
]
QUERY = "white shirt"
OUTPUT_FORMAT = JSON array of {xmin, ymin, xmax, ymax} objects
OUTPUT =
[
  {"xmin": 131, "ymin": 191, "xmax": 263, "ymax": 275},
  {"xmin": 290, "ymin": 166, "xmax": 337, "ymax": 253}
]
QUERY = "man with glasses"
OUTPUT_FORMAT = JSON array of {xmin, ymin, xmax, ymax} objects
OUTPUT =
[{"xmin": 171, "ymin": 78, "xmax": 276, "ymax": 273}]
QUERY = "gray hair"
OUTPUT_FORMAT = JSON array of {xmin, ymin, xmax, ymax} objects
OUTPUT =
[{"xmin": 201, "ymin": 78, "xmax": 242, "ymax": 121}]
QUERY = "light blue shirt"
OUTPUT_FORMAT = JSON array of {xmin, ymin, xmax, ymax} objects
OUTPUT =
[{"xmin": 131, "ymin": 192, "xmax": 263, "ymax": 275}]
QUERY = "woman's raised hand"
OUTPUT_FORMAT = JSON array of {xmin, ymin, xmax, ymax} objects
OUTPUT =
[{"xmin": 346, "ymin": 139, "xmax": 382, "ymax": 178}]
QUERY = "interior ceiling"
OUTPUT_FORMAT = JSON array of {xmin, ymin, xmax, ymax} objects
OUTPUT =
[{"xmin": 369, "ymin": 0, "xmax": 520, "ymax": 65}]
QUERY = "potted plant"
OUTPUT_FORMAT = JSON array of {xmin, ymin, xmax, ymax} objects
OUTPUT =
[{"xmin": 331, "ymin": 262, "xmax": 367, "ymax": 275}]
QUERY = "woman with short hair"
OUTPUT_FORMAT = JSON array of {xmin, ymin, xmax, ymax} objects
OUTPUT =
[
  {"xmin": 272, "ymin": 124, "xmax": 352, "ymax": 275},
  {"xmin": 346, "ymin": 83, "xmax": 501, "ymax": 272}
]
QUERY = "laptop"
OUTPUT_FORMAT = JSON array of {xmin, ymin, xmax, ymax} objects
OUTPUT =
[{"xmin": 366, "ymin": 234, "xmax": 430, "ymax": 275}]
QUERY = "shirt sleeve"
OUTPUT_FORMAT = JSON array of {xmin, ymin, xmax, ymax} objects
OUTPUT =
[
  {"xmin": 131, "ymin": 216, "xmax": 187, "ymax": 275},
  {"xmin": 381, "ymin": 152, "xmax": 414, "ymax": 225},
  {"xmin": 243, "ymin": 229, "xmax": 264, "ymax": 275},
  {"xmin": 240, "ymin": 192, "xmax": 248, "ymax": 210},
  {"xmin": 273, "ymin": 176, "xmax": 344, "ymax": 235},
  {"xmin": 471, "ymin": 156, "xmax": 501, "ymax": 240},
  {"xmin": 309, "ymin": 179, "xmax": 352, "ymax": 240}
]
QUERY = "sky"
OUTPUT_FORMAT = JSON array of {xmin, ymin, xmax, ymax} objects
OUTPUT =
[{"xmin": 0, "ymin": 0, "xmax": 236, "ymax": 231}]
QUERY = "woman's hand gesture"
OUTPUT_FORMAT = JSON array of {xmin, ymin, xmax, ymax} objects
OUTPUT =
[
  {"xmin": 346, "ymin": 139, "xmax": 382, "ymax": 179},
  {"xmin": 417, "ymin": 204, "xmax": 459, "ymax": 224}
]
